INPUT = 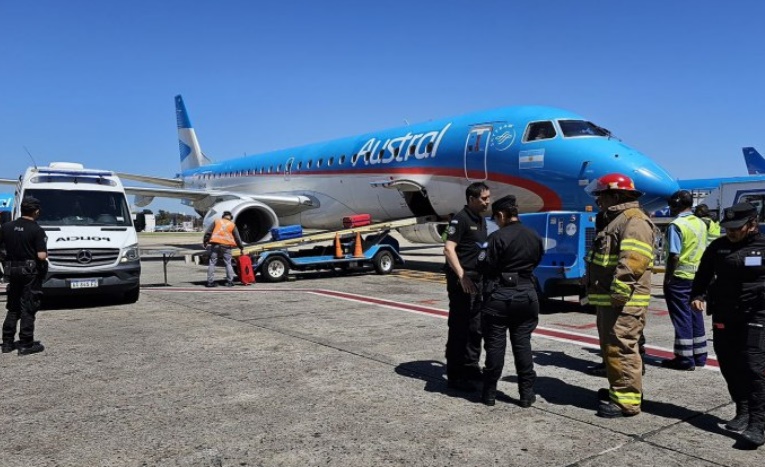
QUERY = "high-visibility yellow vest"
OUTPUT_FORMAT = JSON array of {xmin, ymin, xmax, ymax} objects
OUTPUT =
[
  {"xmin": 210, "ymin": 219, "xmax": 237, "ymax": 246},
  {"xmin": 669, "ymin": 215, "xmax": 707, "ymax": 280},
  {"xmin": 702, "ymin": 218, "xmax": 721, "ymax": 246}
]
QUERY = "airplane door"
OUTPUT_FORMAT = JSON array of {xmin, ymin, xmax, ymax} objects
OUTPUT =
[
  {"xmin": 284, "ymin": 157, "xmax": 294, "ymax": 181},
  {"xmin": 464, "ymin": 125, "xmax": 491, "ymax": 181}
]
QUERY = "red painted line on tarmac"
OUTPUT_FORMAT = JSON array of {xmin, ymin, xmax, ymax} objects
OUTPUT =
[
  {"xmin": 552, "ymin": 322, "xmax": 598, "ymax": 330},
  {"xmin": 144, "ymin": 286, "xmax": 719, "ymax": 369}
]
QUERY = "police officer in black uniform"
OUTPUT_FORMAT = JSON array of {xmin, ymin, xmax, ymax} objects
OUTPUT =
[
  {"xmin": 0, "ymin": 197, "xmax": 48, "ymax": 356},
  {"xmin": 477, "ymin": 195, "xmax": 543, "ymax": 406},
  {"xmin": 691, "ymin": 202, "xmax": 765, "ymax": 447},
  {"xmin": 443, "ymin": 181, "xmax": 491, "ymax": 391}
]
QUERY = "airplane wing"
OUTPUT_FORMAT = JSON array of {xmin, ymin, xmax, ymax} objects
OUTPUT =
[
  {"xmin": 0, "ymin": 178, "xmax": 19, "ymax": 185},
  {"xmin": 123, "ymin": 185, "xmax": 317, "ymax": 216},
  {"xmin": 116, "ymin": 172, "xmax": 184, "ymax": 188}
]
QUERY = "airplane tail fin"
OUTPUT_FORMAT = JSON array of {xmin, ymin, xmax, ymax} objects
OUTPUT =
[
  {"xmin": 743, "ymin": 147, "xmax": 765, "ymax": 175},
  {"xmin": 176, "ymin": 95, "xmax": 212, "ymax": 172}
]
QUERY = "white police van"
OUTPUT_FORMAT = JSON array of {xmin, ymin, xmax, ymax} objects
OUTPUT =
[{"xmin": 12, "ymin": 163, "xmax": 140, "ymax": 302}]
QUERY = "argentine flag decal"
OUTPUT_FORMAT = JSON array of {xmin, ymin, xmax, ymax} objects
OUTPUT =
[{"xmin": 519, "ymin": 149, "xmax": 545, "ymax": 169}]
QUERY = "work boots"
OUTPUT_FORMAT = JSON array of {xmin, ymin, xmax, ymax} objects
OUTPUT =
[
  {"xmin": 741, "ymin": 421, "xmax": 765, "ymax": 447},
  {"xmin": 725, "ymin": 401, "xmax": 749, "ymax": 432},
  {"xmin": 482, "ymin": 382, "xmax": 497, "ymax": 406}
]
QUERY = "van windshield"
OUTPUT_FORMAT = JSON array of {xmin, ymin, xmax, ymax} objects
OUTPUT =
[{"xmin": 24, "ymin": 189, "xmax": 133, "ymax": 227}]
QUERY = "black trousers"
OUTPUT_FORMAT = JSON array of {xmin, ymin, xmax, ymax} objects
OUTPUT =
[
  {"xmin": 481, "ymin": 292, "xmax": 539, "ymax": 396},
  {"xmin": 3, "ymin": 272, "xmax": 43, "ymax": 345},
  {"xmin": 445, "ymin": 270, "xmax": 482, "ymax": 380},
  {"xmin": 713, "ymin": 312, "xmax": 765, "ymax": 423}
]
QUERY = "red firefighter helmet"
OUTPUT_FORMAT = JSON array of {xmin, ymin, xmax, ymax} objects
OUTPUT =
[{"xmin": 585, "ymin": 173, "xmax": 643, "ymax": 198}]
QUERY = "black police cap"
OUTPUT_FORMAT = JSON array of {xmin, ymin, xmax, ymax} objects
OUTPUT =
[
  {"xmin": 720, "ymin": 202, "xmax": 758, "ymax": 229},
  {"xmin": 491, "ymin": 195, "xmax": 517, "ymax": 215},
  {"xmin": 20, "ymin": 196, "xmax": 41, "ymax": 212}
]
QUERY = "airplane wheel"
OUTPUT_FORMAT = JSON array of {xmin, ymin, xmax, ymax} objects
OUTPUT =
[
  {"xmin": 263, "ymin": 256, "xmax": 289, "ymax": 282},
  {"xmin": 373, "ymin": 251, "xmax": 394, "ymax": 275}
]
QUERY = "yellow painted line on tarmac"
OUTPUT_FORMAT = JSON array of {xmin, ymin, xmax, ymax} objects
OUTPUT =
[{"xmin": 392, "ymin": 270, "xmax": 446, "ymax": 284}]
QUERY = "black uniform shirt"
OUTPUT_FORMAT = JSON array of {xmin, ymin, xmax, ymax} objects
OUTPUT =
[
  {"xmin": 0, "ymin": 217, "xmax": 47, "ymax": 262},
  {"xmin": 445, "ymin": 205, "xmax": 488, "ymax": 272},
  {"xmin": 691, "ymin": 232, "xmax": 765, "ymax": 321},
  {"xmin": 481, "ymin": 221, "xmax": 544, "ymax": 281}
]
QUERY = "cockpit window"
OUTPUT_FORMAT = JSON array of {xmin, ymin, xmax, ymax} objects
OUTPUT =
[
  {"xmin": 524, "ymin": 121, "xmax": 557, "ymax": 142},
  {"xmin": 559, "ymin": 120, "xmax": 611, "ymax": 138}
]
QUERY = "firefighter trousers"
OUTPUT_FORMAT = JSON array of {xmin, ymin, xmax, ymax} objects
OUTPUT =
[{"xmin": 597, "ymin": 304, "xmax": 646, "ymax": 415}]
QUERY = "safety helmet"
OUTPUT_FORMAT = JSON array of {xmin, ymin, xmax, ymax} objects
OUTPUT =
[{"xmin": 584, "ymin": 173, "xmax": 643, "ymax": 198}]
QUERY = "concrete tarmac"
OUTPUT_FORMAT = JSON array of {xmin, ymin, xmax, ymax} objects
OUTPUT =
[{"xmin": 1, "ymin": 233, "xmax": 763, "ymax": 466}]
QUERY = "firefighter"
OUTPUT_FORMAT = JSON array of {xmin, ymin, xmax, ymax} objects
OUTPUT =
[
  {"xmin": 203, "ymin": 211, "xmax": 244, "ymax": 287},
  {"xmin": 583, "ymin": 173, "xmax": 655, "ymax": 418},
  {"xmin": 662, "ymin": 190, "xmax": 708, "ymax": 370},
  {"xmin": 691, "ymin": 202, "xmax": 765, "ymax": 447}
]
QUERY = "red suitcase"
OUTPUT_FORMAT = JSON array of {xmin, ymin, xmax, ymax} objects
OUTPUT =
[
  {"xmin": 343, "ymin": 213, "xmax": 372, "ymax": 228},
  {"xmin": 237, "ymin": 255, "xmax": 256, "ymax": 285}
]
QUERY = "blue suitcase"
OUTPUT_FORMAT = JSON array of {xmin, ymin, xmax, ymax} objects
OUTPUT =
[{"xmin": 271, "ymin": 224, "xmax": 303, "ymax": 241}]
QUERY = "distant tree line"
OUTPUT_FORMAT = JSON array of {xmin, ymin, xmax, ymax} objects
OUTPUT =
[{"xmin": 135, "ymin": 209, "xmax": 203, "ymax": 228}]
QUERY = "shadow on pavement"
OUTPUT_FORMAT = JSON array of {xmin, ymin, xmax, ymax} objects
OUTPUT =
[{"xmin": 394, "ymin": 360, "xmax": 483, "ymax": 403}]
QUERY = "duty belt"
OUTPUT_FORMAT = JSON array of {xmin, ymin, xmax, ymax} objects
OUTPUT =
[{"xmin": 8, "ymin": 260, "xmax": 37, "ymax": 268}]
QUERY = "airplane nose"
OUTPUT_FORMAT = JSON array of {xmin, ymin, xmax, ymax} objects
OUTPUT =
[{"xmin": 631, "ymin": 166, "xmax": 679, "ymax": 212}]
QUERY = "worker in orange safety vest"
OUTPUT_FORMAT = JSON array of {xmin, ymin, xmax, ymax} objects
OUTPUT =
[{"xmin": 202, "ymin": 211, "xmax": 244, "ymax": 287}]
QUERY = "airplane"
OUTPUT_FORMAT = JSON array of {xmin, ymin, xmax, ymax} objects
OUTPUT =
[
  {"xmin": 744, "ymin": 147, "xmax": 765, "ymax": 175},
  {"xmin": 115, "ymin": 95, "xmax": 683, "ymax": 243}
]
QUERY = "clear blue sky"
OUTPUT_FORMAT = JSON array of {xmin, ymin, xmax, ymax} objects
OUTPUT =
[{"xmin": 2, "ymin": 0, "xmax": 763, "ymax": 215}]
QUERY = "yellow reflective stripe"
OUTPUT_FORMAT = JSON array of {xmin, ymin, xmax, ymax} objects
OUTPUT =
[
  {"xmin": 611, "ymin": 279, "xmax": 631, "ymax": 296},
  {"xmin": 591, "ymin": 253, "xmax": 619, "ymax": 267},
  {"xmin": 610, "ymin": 389, "xmax": 642, "ymax": 405},
  {"xmin": 626, "ymin": 294, "xmax": 651, "ymax": 307},
  {"xmin": 620, "ymin": 239, "xmax": 654, "ymax": 260},
  {"xmin": 587, "ymin": 294, "xmax": 611, "ymax": 306},
  {"xmin": 588, "ymin": 293, "xmax": 650, "ymax": 307}
]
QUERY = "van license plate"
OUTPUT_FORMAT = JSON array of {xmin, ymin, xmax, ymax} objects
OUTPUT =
[{"xmin": 70, "ymin": 279, "xmax": 99, "ymax": 289}]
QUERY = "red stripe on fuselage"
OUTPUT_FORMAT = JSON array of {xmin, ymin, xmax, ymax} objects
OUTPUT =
[{"xmin": 192, "ymin": 166, "xmax": 563, "ymax": 211}]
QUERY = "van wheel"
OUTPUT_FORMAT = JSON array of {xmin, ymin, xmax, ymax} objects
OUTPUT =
[
  {"xmin": 123, "ymin": 287, "xmax": 140, "ymax": 304},
  {"xmin": 263, "ymin": 256, "xmax": 289, "ymax": 282},
  {"xmin": 373, "ymin": 251, "xmax": 394, "ymax": 275}
]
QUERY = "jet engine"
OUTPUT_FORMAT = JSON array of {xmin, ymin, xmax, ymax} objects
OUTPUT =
[
  {"xmin": 396, "ymin": 222, "xmax": 446, "ymax": 244},
  {"xmin": 203, "ymin": 199, "xmax": 279, "ymax": 243}
]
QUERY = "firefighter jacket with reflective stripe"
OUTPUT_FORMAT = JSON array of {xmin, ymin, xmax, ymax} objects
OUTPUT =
[
  {"xmin": 668, "ymin": 214, "xmax": 707, "ymax": 280},
  {"xmin": 209, "ymin": 219, "xmax": 238, "ymax": 247},
  {"xmin": 585, "ymin": 201, "xmax": 656, "ymax": 307}
]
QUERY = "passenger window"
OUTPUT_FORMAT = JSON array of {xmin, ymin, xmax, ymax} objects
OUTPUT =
[
  {"xmin": 352, "ymin": 153, "xmax": 358, "ymax": 164},
  {"xmin": 426, "ymin": 142, "xmax": 434, "ymax": 153},
  {"xmin": 297, "ymin": 161, "xmax": 302, "ymax": 170},
  {"xmin": 317, "ymin": 158, "xmax": 323, "ymax": 168},
  {"xmin": 339, "ymin": 155, "xmax": 345, "ymax": 165},
  {"xmin": 409, "ymin": 145, "xmax": 415, "ymax": 155},
  {"xmin": 393, "ymin": 147, "xmax": 399, "ymax": 157},
  {"xmin": 525, "ymin": 121, "xmax": 557, "ymax": 141},
  {"xmin": 328, "ymin": 157, "xmax": 334, "ymax": 166},
  {"xmin": 307, "ymin": 160, "xmax": 312, "ymax": 169}
]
